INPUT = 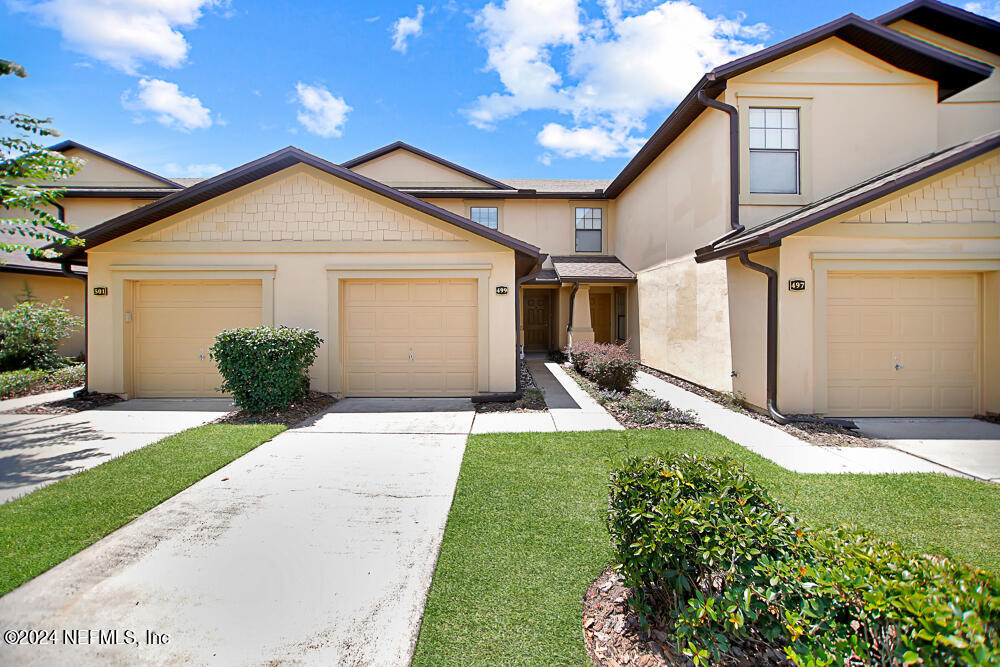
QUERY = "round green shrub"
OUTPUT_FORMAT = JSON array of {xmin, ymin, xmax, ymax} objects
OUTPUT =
[
  {"xmin": 209, "ymin": 326, "xmax": 323, "ymax": 412},
  {"xmin": 0, "ymin": 298, "xmax": 82, "ymax": 371}
]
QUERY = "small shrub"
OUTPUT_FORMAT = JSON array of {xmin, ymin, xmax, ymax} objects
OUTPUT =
[
  {"xmin": 607, "ymin": 454, "xmax": 1000, "ymax": 666},
  {"xmin": 210, "ymin": 326, "xmax": 323, "ymax": 412},
  {"xmin": 594, "ymin": 387, "xmax": 628, "ymax": 404},
  {"xmin": 0, "ymin": 298, "xmax": 82, "ymax": 371},
  {"xmin": 570, "ymin": 340, "xmax": 638, "ymax": 392},
  {"xmin": 569, "ymin": 340, "xmax": 598, "ymax": 373},
  {"xmin": 0, "ymin": 364, "xmax": 85, "ymax": 399}
]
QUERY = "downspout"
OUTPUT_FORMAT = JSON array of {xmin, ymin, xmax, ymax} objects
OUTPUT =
[
  {"xmin": 698, "ymin": 86, "xmax": 855, "ymax": 429},
  {"xmin": 737, "ymin": 251, "xmax": 854, "ymax": 429},
  {"xmin": 565, "ymin": 282, "xmax": 580, "ymax": 348}
]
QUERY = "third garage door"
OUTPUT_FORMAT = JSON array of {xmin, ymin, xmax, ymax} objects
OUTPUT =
[
  {"xmin": 341, "ymin": 278, "xmax": 478, "ymax": 396},
  {"xmin": 826, "ymin": 271, "xmax": 980, "ymax": 417}
]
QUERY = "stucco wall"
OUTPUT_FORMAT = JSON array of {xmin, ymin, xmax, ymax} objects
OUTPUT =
[
  {"xmin": 41, "ymin": 147, "xmax": 170, "ymax": 188},
  {"xmin": 84, "ymin": 165, "xmax": 518, "ymax": 397},
  {"xmin": 0, "ymin": 272, "xmax": 86, "ymax": 358},
  {"xmin": 348, "ymin": 148, "xmax": 499, "ymax": 189}
]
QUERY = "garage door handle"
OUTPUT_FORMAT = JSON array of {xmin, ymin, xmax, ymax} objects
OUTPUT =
[{"xmin": 894, "ymin": 363, "xmax": 903, "ymax": 371}]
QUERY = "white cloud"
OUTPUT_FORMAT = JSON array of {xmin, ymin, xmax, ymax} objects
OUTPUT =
[
  {"xmin": 391, "ymin": 5, "xmax": 425, "ymax": 53},
  {"xmin": 123, "ymin": 78, "xmax": 213, "ymax": 131},
  {"xmin": 964, "ymin": 1, "xmax": 1000, "ymax": 20},
  {"xmin": 466, "ymin": 0, "xmax": 768, "ymax": 160},
  {"xmin": 293, "ymin": 83, "xmax": 352, "ymax": 138},
  {"xmin": 163, "ymin": 162, "xmax": 223, "ymax": 177},
  {"xmin": 365, "ymin": 15, "xmax": 381, "ymax": 22},
  {"xmin": 12, "ymin": 0, "xmax": 221, "ymax": 74}
]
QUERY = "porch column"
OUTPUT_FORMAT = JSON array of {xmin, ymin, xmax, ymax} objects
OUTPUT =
[{"xmin": 569, "ymin": 283, "xmax": 594, "ymax": 346}]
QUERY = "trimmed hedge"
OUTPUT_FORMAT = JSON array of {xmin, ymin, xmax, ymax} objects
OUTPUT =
[
  {"xmin": 569, "ymin": 340, "xmax": 638, "ymax": 392},
  {"xmin": 209, "ymin": 326, "xmax": 322, "ymax": 412},
  {"xmin": 0, "ymin": 364, "xmax": 86, "ymax": 400},
  {"xmin": 607, "ymin": 454, "xmax": 1000, "ymax": 666}
]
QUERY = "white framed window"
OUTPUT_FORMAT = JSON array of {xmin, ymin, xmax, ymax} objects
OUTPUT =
[
  {"xmin": 748, "ymin": 107, "xmax": 799, "ymax": 195},
  {"xmin": 575, "ymin": 207, "xmax": 602, "ymax": 253},
  {"xmin": 469, "ymin": 206, "xmax": 499, "ymax": 230}
]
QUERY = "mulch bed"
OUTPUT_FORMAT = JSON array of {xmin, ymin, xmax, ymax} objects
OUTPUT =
[
  {"xmin": 565, "ymin": 367, "xmax": 702, "ymax": 431},
  {"xmin": 9, "ymin": 392, "xmax": 123, "ymax": 415},
  {"xmin": 640, "ymin": 365, "xmax": 876, "ymax": 448},
  {"xmin": 214, "ymin": 391, "xmax": 337, "ymax": 427},
  {"xmin": 583, "ymin": 566, "xmax": 791, "ymax": 667},
  {"xmin": 474, "ymin": 361, "xmax": 549, "ymax": 413}
]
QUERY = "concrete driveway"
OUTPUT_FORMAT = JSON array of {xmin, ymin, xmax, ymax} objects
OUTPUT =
[
  {"xmin": 0, "ymin": 398, "xmax": 469, "ymax": 666},
  {"xmin": 0, "ymin": 398, "xmax": 233, "ymax": 503},
  {"xmin": 854, "ymin": 418, "xmax": 1000, "ymax": 483}
]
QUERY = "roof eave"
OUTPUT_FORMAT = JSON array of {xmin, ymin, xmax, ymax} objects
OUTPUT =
[{"xmin": 48, "ymin": 140, "xmax": 183, "ymax": 188}]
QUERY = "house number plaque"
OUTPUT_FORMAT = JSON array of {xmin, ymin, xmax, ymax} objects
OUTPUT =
[
  {"xmin": 496, "ymin": 286, "xmax": 509, "ymax": 295},
  {"xmin": 788, "ymin": 279, "xmax": 806, "ymax": 292},
  {"xmin": 93, "ymin": 286, "xmax": 109, "ymax": 296}
]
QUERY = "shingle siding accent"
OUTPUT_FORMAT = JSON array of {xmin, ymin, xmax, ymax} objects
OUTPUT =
[
  {"xmin": 842, "ymin": 153, "xmax": 1000, "ymax": 224},
  {"xmin": 141, "ymin": 171, "xmax": 461, "ymax": 243}
]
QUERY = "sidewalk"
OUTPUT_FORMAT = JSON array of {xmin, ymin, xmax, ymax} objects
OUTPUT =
[
  {"xmin": 470, "ymin": 361, "xmax": 621, "ymax": 434},
  {"xmin": 0, "ymin": 386, "xmax": 82, "ymax": 412},
  {"xmin": 635, "ymin": 371, "xmax": 964, "ymax": 477}
]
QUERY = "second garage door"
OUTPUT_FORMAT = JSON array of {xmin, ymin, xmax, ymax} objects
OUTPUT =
[
  {"xmin": 132, "ymin": 280, "xmax": 262, "ymax": 397},
  {"xmin": 826, "ymin": 271, "xmax": 980, "ymax": 417},
  {"xmin": 341, "ymin": 278, "xmax": 478, "ymax": 396}
]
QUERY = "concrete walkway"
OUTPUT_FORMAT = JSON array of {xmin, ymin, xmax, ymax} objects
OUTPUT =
[
  {"xmin": 854, "ymin": 418, "xmax": 1000, "ymax": 482},
  {"xmin": 0, "ymin": 398, "xmax": 467, "ymax": 666},
  {"xmin": 471, "ymin": 361, "xmax": 622, "ymax": 434},
  {"xmin": 635, "ymin": 372, "xmax": 964, "ymax": 477},
  {"xmin": 0, "ymin": 386, "xmax": 82, "ymax": 412},
  {"xmin": 0, "ymin": 398, "xmax": 233, "ymax": 503}
]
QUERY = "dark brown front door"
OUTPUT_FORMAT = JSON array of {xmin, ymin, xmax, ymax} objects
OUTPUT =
[
  {"xmin": 591, "ymin": 293, "xmax": 612, "ymax": 343},
  {"xmin": 524, "ymin": 291, "xmax": 552, "ymax": 351}
]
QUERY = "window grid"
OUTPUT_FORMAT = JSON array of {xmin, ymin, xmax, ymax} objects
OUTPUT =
[
  {"xmin": 574, "ymin": 207, "xmax": 603, "ymax": 253},
  {"xmin": 748, "ymin": 107, "xmax": 800, "ymax": 195},
  {"xmin": 469, "ymin": 206, "xmax": 499, "ymax": 230}
]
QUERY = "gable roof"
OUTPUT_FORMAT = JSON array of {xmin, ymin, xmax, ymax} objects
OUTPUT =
[
  {"xmin": 694, "ymin": 129, "xmax": 1000, "ymax": 262},
  {"xmin": 49, "ymin": 140, "xmax": 183, "ymax": 189},
  {"xmin": 875, "ymin": 0, "xmax": 1000, "ymax": 55},
  {"xmin": 341, "ymin": 141, "xmax": 515, "ymax": 190},
  {"xmin": 48, "ymin": 146, "xmax": 540, "ymax": 264},
  {"xmin": 604, "ymin": 12, "xmax": 994, "ymax": 198}
]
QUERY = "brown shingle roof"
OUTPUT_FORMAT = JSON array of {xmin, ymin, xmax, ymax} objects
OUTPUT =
[{"xmin": 551, "ymin": 256, "xmax": 635, "ymax": 282}]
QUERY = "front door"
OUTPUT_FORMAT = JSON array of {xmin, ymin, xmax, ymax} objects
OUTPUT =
[
  {"xmin": 591, "ymin": 292, "xmax": 612, "ymax": 343},
  {"xmin": 523, "ymin": 290, "xmax": 551, "ymax": 351}
]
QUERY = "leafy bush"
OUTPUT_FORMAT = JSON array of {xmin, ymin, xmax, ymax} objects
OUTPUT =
[
  {"xmin": 594, "ymin": 388, "xmax": 628, "ymax": 404},
  {"xmin": 607, "ymin": 454, "xmax": 1000, "ymax": 666},
  {"xmin": 569, "ymin": 340, "xmax": 597, "ymax": 373},
  {"xmin": 0, "ymin": 298, "xmax": 82, "ymax": 371},
  {"xmin": 209, "ymin": 326, "xmax": 323, "ymax": 412},
  {"xmin": 618, "ymin": 392, "xmax": 697, "ymax": 425},
  {"xmin": 0, "ymin": 364, "xmax": 85, "ymax": 399},
  {"xmin": 569, "ymin": 340, "xmax": 638, "ymax": 392}
]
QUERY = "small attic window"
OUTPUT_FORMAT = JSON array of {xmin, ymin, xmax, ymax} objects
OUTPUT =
[{"xmin": 469, "ymin": 206, "xmax": 499, "ymax": 229}]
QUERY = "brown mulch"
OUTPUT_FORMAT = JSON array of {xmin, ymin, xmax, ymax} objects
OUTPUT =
[
  {"xmin": 640, "ymin": 365, "xmax": 876, "ymax": 448},
  {"xmin": 475, "ymin": 360, "xmax": 549, "ymax": 413},
  {"xmin": 583, "ymin": 567, "xmax": 792, "ymax": 667},
  {"xmin": 565, "ymin": 366, "xmax": 703, "ymax": 431},
  {"xmin": 214, "ymin": 391, "xmax": 337, "ymax": 427},
  {"xmin": 11, "ymin": 392, "xmax": 123, "ymax": 415},
  {"xmin": 977, "ymin": 413, "xmax": 1000, "ymax": 425}
]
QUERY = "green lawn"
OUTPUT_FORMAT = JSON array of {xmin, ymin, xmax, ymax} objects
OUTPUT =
[
  {"xmin": 0, "ymin": 423, "xmax": 285, "ymax": 595},
  {"xmin": 412, "ymin": 430, "xmax": 1000, "ymax": 666}
]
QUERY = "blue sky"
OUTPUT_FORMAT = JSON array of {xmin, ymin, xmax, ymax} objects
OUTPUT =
[{"xmin": 4, "ymin": 0, "xmax": 998, "ymax": 181}]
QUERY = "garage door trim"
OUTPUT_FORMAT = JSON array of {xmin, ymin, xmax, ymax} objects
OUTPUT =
[
  {"xmin": 109, "ymin": 265, "xmax": 276, "ymax": 397},
  {"xmin": 326, "ymin": 265, "xmax": 493, "ymax": 394},
  {"xmin": 812, "ymin": 254, "xmax": 998, "ymax": 416}
]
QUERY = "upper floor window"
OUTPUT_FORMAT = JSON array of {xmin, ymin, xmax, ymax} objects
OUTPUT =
[
  {"xmin": 575, "ymin": 207, "xmax": 602, "ymax": 252},
  {"xmin": 469, "ymin": 206, "xmax": 499, "ymax": 229},
  {"xmin": 749, "ymin": 107, "xmax": 799, "ymax": 194}
]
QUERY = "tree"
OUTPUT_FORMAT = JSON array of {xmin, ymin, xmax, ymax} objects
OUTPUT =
[{"xmin": 1, "ymin": 58, "xmax": 81, "ymax": 258}]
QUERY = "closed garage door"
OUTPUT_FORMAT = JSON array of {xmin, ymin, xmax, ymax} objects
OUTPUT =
[
  {"xmin": 132, "ymin": 280, "xmax": 262, "ymax": 397},
  {"xmin": 341, "ymin": 278, "xmax": 477, "ymax": 396},
  {"xmin": 826, "ymin": 272, "xmax": 980, "ymax": 417}
]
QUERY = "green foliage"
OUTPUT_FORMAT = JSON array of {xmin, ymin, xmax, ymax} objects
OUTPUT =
[
  {"xmin": 210, "ymin": 326, "xmax": 323, "ymax": 411},
  {"xmin": 0, "ymin": 298, "xmax": 82, "ymax": 370},
  {"xmin": 569, "ymin": 340, "xmax": 638, "ymax": 392},
  {"xmin": 607, "ymin": 454, "xmax": 1000, "ymax": 666},
  {"xmin": 1, "ymin": 59, "xmax": 82, "ymax": 257},
  {"xmin": 0, "ymin": 364, "xmax": 85, "ymax": 399}
]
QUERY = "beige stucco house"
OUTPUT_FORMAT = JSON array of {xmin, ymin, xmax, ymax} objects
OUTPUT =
[{"xmin": 43, "ymin": 0, "xmax": 1000, "ymax": 418}]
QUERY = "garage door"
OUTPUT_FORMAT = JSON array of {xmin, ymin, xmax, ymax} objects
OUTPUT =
[
  {"xmin": 132, "ymin": 280, "xmax": 262, "ymax": 397},
  {"xmin": 826, "ymin": 272, "xmax": 980, "ymax": 417},
  {"xmin": 341, "ymin": 279, "xmax": 478, "ymax": 396}
]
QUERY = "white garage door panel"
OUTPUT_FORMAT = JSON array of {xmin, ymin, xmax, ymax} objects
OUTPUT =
[
  {"xmin": 826, "ymin": 272, "xmax": 980, "ymax": 417},
  {"xmin": 133, "ymin": 280, "xmax": 262, "ymax": 398},
  {"xmin": 342, "ymin": 278, "xmax": 478, "ymax": 397}
]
